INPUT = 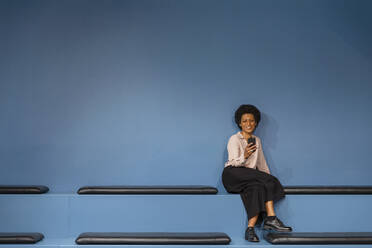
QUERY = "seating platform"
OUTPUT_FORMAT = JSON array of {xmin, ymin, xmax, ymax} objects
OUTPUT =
[
  {"xmin": 3, "ymin": 236, "xmax": 372, "ymax": 247},
  {"xmin": 284, "ymin": 186, "xmax": 372, "ymax": 194},
  {"xmin": 265, "ymin": 232, "xmax": 372, "ymax": 244},
  {"xmin": 0, "ymin": 233, "xmax": 44, "ymax": 244},
  {"xmin": 75, "ymin": 232, "xmax": 231, "ymax": 245},
  {"xmin": 1, "ymin": 194, "xmax": 372, "ymax": 235},
  {"xmin": 1, "ymin": 188, "xmax": 372, "ymax": 247},
  {"xmin": 0, "ymin": 185, "xmax": 49, "ymax": 194},
  {"xmin": 77, "ymin": 186, "xmax": 372, "ymax": 195},
  {"xmin": 77, "ymin": 186, "xmax": 218, "ymax": 194}
]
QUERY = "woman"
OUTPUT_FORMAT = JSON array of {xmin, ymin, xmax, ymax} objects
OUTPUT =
[{"xmin": 222, "ymin": 104, "xmax": 292, "ymax": 242}]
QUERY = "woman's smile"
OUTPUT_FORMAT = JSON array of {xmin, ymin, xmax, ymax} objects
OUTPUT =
[{"xmin": 240, "ymin": 113, "xmax": 257, "ymax": 135}]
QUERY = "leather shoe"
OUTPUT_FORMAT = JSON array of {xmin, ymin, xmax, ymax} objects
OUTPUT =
[
  {"xmin": 245, "ymin": 227, "xmax": 259, "ymax": 242},
  {"xmin": 263, "ymin": 216, "xmax": 292, "ymax": 232}
]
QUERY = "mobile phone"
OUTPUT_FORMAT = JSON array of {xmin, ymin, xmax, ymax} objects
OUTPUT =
[{"xmin": 247, "ymin": 137, "xmax": 256, "ymax": 146}]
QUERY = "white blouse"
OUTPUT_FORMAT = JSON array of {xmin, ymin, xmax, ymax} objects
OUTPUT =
[{"xmin": 224, "ymin": 132, "xmax": 271, "ymax": 174}]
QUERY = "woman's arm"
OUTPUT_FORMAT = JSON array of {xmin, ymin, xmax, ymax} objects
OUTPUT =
[
  {"xmin": 256, "ymin": 138, "xmax": 271, "ymax": 174},
  {"xmin": 226, "ymin": 136, "xmax": 246, "ymax": 167}
]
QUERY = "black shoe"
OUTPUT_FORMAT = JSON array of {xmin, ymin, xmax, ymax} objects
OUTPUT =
[
  {"xmin": 245, "ymin": 227, "xmax": 259, "ymax": 242},
  {"xmin": 263, "ymin": 216, "xmax": 292, "ymax": 232}
]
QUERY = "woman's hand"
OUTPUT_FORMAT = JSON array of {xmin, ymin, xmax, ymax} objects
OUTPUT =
[{"xmin": 244, "ymin": 143, "xmax": 257, "ymax": 159}]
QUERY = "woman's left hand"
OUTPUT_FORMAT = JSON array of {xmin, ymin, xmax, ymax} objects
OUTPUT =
[{"xmin": 244, "ymin": 143, "xmax": 257, "ymax": 159}]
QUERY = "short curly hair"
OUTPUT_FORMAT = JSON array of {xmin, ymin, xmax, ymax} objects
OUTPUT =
[{"xmin": 234, "ymin": 104, "xmax": 261, "ymax": 130}]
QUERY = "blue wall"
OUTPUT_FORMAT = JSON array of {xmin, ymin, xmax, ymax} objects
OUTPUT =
[{"xmin": 1, "ymin": 0, "xmax": 372, "ymax": 192}]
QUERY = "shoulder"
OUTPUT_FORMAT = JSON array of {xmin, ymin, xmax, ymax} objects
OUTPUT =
[
  {"xmin": 229, "ymin": 132, "xmax": 242, "ymax": 141},
  {"xmin": 228, "ymin": 132, "xmax": 243, "ymax": 144}
]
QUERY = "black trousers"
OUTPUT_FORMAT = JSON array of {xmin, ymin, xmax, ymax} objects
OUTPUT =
[{"xmin": 222, "ymin": 166, "xmax": 285, "ymax": 225}]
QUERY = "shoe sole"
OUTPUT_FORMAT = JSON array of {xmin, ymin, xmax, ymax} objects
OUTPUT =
[
  {"xmin": 245, "ymin": 237, "xmax": 259, "ymax": 242},
  {"xmin": 263, "ymin": 224, "xmax": 292, "ymax": 232},
  {"xmin": 245, "ymin": 234, "xmax": 260, "ymax": 242}
]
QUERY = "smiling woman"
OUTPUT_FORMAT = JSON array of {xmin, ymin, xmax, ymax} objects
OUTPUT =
[{"xmin": 222, "ymin": 104, "xmax": 292, "ymax": 242}]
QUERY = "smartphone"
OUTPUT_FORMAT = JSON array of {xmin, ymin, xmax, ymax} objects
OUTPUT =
[{"xmin": 247, "ymin": 137, "xmax": 256, "ymax": 146}]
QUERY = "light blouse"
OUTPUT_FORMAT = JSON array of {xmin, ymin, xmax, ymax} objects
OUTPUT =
[{"xmin": 224, "ymin": 132, "xmax": 270, "ymax": 174}]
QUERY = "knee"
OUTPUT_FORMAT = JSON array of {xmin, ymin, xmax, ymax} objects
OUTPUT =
[
  {"xmin": 248, "ymin": 184, "xmax": 266, "ymax": 195},
  {"xmin": 265, "ymin": 181, "xmax": 275, "ymax": 191}
]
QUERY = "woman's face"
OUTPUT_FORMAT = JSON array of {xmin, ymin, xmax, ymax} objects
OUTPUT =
[{"xmin": 239, "ymin": 113, "xmax": 256, "ymax": 134}]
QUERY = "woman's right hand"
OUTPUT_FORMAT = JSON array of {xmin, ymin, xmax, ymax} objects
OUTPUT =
[{"xmin": 244, "ymin": 143, "xmax": 257, "ymax": 159}]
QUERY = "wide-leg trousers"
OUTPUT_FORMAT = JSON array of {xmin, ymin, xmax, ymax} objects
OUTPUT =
[{"xmin": 222, "ymin": 166, "xmax": 285, "ymax": 225}]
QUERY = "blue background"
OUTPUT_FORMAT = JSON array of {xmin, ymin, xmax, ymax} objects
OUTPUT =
[{"xmin": 1, "ymin": 0, "xmax": 372, "ymax": 193}]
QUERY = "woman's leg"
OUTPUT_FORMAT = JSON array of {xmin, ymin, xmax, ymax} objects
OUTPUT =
[
  {"xmin": 248, "ymin": 214, "xmax": 259, "ymax": 227},
  {"xmin": 265, "ymin": 200, "xmax": 276, "ymax": 216},
  {"xmin": 246, "ymin": 214, "xmax": 260, "ymax": 242},
  {"xmin": 223, "ymin": 167, "xmax": 285, "ymax": 226},
  {"xmin": 263, "ymin": 200, "xmax": 292, "ymax": 232},
  {"xmin": 247, "ymin": 200, "xmax": 276, "ymax": 227}
]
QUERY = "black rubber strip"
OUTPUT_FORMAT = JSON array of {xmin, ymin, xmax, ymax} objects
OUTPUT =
[
  {"xmin": 0, "ymin": 233, "xmax": 44, "ymax": 244},
  {"xmin": 265, "ymin": 232, "xmax": 372, "ymax": 244},
  {"xmin": 284, "ymin": 186, "xmax": 372, "ymax": 194},
  {"xmin": 0, "ymin": 186, "xmax": 49, "ymax": 194},
  {"xmin": 76, "ymin": 232, "xmax": 230, "ymax": 245},
  {"xmin": 77, "ymin": 186, "xmax": 218, "ymax": 194}
]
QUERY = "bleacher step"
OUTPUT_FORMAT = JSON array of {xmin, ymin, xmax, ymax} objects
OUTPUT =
[
  {"xmin": 3, "ymin": 236, "xmax": 372, "ymax": 247},
  {"xmin": 1, "ymin": 194, "xmax": 372, "ymax": 238}
]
